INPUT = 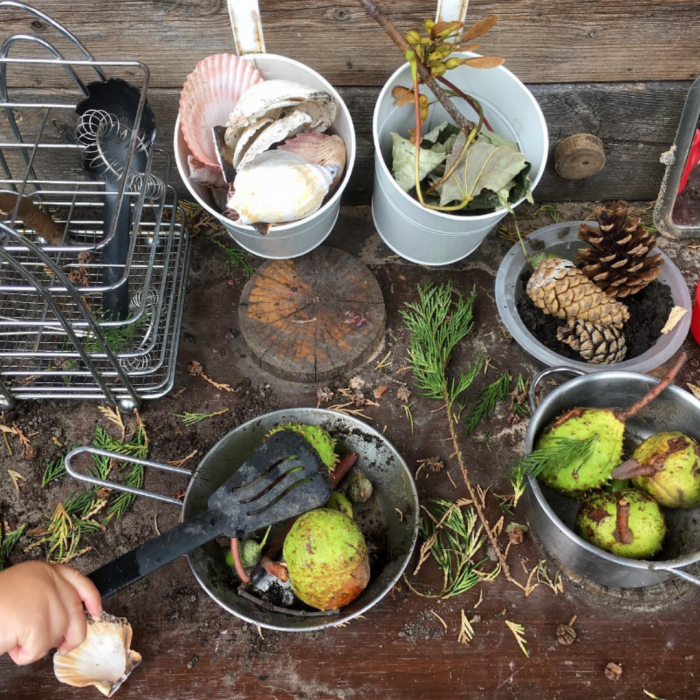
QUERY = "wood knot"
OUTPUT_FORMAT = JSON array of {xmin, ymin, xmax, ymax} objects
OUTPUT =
[{"xmin": 332, "ymin": 8, "xmax": 351, "ymax": 21}]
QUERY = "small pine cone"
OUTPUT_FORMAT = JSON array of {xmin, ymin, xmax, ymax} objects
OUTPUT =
[
  {"xmin": 527, "ymin": 257, "xmax": 630, "ymax": 329},
  {"xmin": 556, "ymin": 319, "xmax": 627, "ymax": 364},
  {"xmin": 577, "ymin": 201, "xmax": 663, "ymax": 298}
]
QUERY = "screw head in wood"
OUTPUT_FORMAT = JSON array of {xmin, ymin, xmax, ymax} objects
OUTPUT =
[{"xmin": 554, "ymin": 134, "xmax": 606, "ymax": 179}]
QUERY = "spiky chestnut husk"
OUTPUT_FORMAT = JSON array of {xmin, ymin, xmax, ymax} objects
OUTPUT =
[
  {"xmin": 267, "ymin": 423, "xmax": 339, "ymax": 472},
  {"xmin": 575, "ymin": 488, "xmax": 666, "ymax": 559},
  {"xmin": 348, "ymin": 473, "xmax": 373, "ymax": 503},
  {"xmin": 537, "ymin": 408, "xmax": 624, "ymax": 495},
  {"xmin": 284, "ymin": 508, "xmax": 370, "ymax": 611},
  {"xmin": 631, "ymin": 432, "xmax": 700, "ymax": 509}
]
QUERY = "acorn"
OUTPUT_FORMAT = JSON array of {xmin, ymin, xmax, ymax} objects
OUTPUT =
[
  {"xmin": 348, "ymin": 473, "xmax": 373, "ymax": 503},
  {"xmin": 575, "ymin": 488, "xmax": 666, "ymax": 559},
  {"xmin": 612, "ymin": 432, "xmax": 700, "ymax": 509},
  {"xmin": 537, "ymin": 354, "xmax": 687, "ymax": 496}
]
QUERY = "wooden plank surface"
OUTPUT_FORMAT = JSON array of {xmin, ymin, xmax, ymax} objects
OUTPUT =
[
  {"xmin": 1, "ymin": 204, "xmax": 700, "ymax": 699},
  {"xmin": 0, "ymin": 82, "xmax": 691, "ymax": 204},
  {"xmin": 1, "ymin": 1, "xmax": 698, "ymax": 87}
]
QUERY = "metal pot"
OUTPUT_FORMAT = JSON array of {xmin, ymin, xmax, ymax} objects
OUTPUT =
[
  {"xmin": 67, "ymin": 408, "xmax": 419, "ymax": 631},
  {"xmin": 524, "ymin": 367, "xmax": 700, "ymax": 589}
]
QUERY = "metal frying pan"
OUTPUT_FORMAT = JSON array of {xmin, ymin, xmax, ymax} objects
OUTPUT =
[{"xmin": 65, "ymin": 408, "xmax": 419, "ymax": 631}]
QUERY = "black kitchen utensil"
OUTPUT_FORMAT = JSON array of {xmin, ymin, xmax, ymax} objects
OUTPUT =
[
  {"xmin": 75, "ymin": 78, "xmax": 157, "ymax": 320},
  {"xmin": 77, "ymin": 429, "xmax": 330, "ymax": 599}
]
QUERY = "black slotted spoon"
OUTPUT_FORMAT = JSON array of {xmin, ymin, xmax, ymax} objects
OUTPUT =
[{"xmin": 65, "ymin": 430, "xmax": 330, "ymax": 599}]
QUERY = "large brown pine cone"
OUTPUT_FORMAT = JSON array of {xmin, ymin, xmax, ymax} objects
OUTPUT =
[
  {"xmin": 577, "ymin": 201, "xmax": 663, "ymax": 298},
  {"xmin": 556, "ymin": 319, "xmax": 627, "ymax": 364},
  {"xmin": 527, "ymin": 257, "xmax": 630, "ymax": 329}
]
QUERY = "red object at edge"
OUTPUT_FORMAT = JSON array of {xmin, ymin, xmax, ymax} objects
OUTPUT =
[
  {"xmin": 679, "ymin": 129, "xmax": 700, "ymax": 194},
  {"xmin": 692, "ymin": 281, "xmax": 700, "ymax": 346}
]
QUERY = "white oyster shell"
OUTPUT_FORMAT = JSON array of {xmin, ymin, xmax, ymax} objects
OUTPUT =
[
  {"xmin": 229, "ymin": 150, "xmax": 334, "ymax": 225},
  {"xmin": 54, "ymin": 613, "xmax": 141, "ymax": 698}
]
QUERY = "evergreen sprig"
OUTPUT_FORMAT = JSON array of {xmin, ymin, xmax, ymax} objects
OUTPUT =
[
  {"xmin": 42, "ymin": 456, "xmax": 66, "ymax": 487},
  {"xmin": 0, "ymin": 523, "xmax": 26, "ymax": 571},
  {"xmin": 400, "ymin": 282, "xmax": 480, "ymax": 406},
  {"xmin": 211, "ymin": 238, "xmax": 254, "ymax": 277},
  {"xmin": 463, "ymin": 370, "xmax": 511, "ymax": 434},
  {"xmin": 511, "ymin": 436, "xmax": 598, "ymax": 482}
]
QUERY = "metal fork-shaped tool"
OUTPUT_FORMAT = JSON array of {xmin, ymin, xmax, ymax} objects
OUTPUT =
[{"xmin": 65, "ymin": 430, "xmax": 331, "ymax": 599}]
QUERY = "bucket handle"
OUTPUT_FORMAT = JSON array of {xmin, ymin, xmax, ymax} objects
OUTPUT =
[
  {"xmin": 650, "ymin": 563, "xmax": 700, "ymax": 588},
  {"xmin": 436, "ymin": 0, "xmax": 470, "ymax": 30},
  {"xmin": 64, "ymin": 447, "xmax": 193, "ymax": 508},
  {"xmin": 529, "ymin": 366, "xmax": 586, "ymax": 410},
  {"xmin": 228, "ymin": 0, "xmax": 266, "ymax": 56}
]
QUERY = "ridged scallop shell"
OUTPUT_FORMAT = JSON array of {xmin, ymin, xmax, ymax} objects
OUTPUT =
[
  {"xmin": 229, "ymin": 150, "xmax": 333, "ymax": 225},
  {"xmin": 278, "ymin": 133, "xmax": 346, "ymax": 188},
  {"xmin": 224, "ymin": 80, "xmax": 337, "ymax": 155},
  {"xmin": 180, "ymin": 54, "xmax": 262, "ymax": 167},
  {"xmin": 54, "ymin": 613, "xmax": 141, "ymax": 698}
]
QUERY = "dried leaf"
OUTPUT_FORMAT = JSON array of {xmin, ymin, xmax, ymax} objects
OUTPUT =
[
  {"xmin": 391, "ymin": 132, "xmax": 447, "ymax": 192},
  {"xmin": 374, "ymin": 385, "xmax": 388, "ymax": 399},
  {"xmin": 452, "ymin": 42, "xmax": 481, "ymax": 53},
  {"xmin": 317, "ymin": 386, "xmax": 334, "ymax": 403},
  {"xmin": 660, "ymin": 305, "xmax": 688, "ymax": 334},
  {"xmin": 462, "ymin": 15, "xmax": 498, "ymax": 41},
  {"xmin": 396, "ymin": 385, "xmax": 412, "ymax": 403},
  {"xmin": 459, "ymin": 56, "xmax": 505, "ymax": 70},
  {"xmin": 188, "ymin": 360, "xmax": 203, "ymax": 376},
  {"xmin": 688, "ymin": 384, "xmax": 700, "ymax": 400},
  {"xmin": 392, "ymin": 85, "xmax": 415, "ymax": 107}
]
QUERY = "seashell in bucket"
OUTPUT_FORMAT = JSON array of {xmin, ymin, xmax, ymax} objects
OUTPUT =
[
  {"xmin": 179, "ymin": 54, "xmax": 262, "ymax": 167},
  {"xmin": 224, "ymin": 79, "xmax": 337, "ymax": 153},
  {"xmin": 229, "ymin": 150, "xmax": 334, "ymax": 225},
  {"xmin": 279, "ymin": 133, "xmax": 346, "ymax": 188},
  {"xmin": 54, "ymin": 613, "xmax": 142, "ymax": 698},
  {"xmin": 234, "ymin": 110, "xmax": 312, "ymax": 170}
]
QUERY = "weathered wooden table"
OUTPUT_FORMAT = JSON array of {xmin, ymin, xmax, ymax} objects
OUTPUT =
[
  {"xmin": 2, "ymin": 0, "xmax": 700, "ymax": 696},
  {"xmin": 1, "ymin": 202, "xmax": 700, "ymax": 699}
]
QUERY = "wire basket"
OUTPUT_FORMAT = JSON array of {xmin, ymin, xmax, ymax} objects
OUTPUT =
[{"xmin": 0, "ymin": 1, "xmax": 190, "ymax": 409}]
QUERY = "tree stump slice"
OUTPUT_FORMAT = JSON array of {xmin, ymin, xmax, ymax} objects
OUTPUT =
[
  {"xmin": 554, "ymin": 133, "xmax": 606, "ymax": 179},
  {"xmin": 238, "ymin": 247, "xmax": 386, "ymax": 383}
]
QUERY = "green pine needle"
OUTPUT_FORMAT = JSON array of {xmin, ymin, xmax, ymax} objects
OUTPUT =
[
  {"xmin": 463, "ymin": 370, "xmax": 511, "ymax": 435},
  {"xmin": 211, "ymin": 238, "xmax": 254, "ymax": 277},
  {"xmin": 511, "ymin": 436, "xmax": 598, "ymax": 484},
  {"xmin": 42, "ymin": 456, "xmax": 66, "ymax": 487},
  {"xmin": 401, "ymin": 282, "xmax": 480, "ymax": 406},
  {"xmin": 175, "ymin": 409, "xmax": 229, "ymax": 426},
  {"xmin": 0, "ymin": 523, "xmax": 26, "ymax": 571}
]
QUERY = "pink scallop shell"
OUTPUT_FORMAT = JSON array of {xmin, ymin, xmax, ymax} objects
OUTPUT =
[
  {"xmin": 179, "ymin": 54, "xmax": 262, "ymax": 167},
  {"xmin": 278, "ymin": 132, "xmax": 346, "ymax": 188}
]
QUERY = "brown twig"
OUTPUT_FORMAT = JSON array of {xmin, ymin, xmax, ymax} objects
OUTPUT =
[
  {"xmin": 612, "ymin": 458, "xmax": 655, "ymax": 480},
  {"xmin": 436, "ymin": 75, "xmax": 493, "ymax": 132},
  {"xmin": 356, "ymin": 0, "xmax": 475, "ymax": 134},
  {"xmin": 614, "ymin": 497, "xmax": 633, "ymax": 545},
  {"xmin": 260, "ymin": 556, "xmax": 289, "ymax": 582},
  {"xmin": 618, "ymin": 352, "xmax": 687, "ymax": 421}
]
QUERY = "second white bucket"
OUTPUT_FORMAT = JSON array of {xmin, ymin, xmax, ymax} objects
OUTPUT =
[{"xmin": 372, "ymin": 56, "xmax": 548, "ymax": 266}]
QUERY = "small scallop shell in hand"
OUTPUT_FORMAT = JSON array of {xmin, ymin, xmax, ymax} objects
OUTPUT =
[
  {"xmin": 278, "ymin": 133, "xmax": 347, "ymax": 188},
  {"xmin": 54, "ymin": 613, "xmax": 142, "ymax": 698},
  {"xmin": 179, "ymin": 54, "xmax": 262, "ymax": 167},
  {"xmin": 229, "ymin": 150, "xmax": 334, "ymax": 225}
]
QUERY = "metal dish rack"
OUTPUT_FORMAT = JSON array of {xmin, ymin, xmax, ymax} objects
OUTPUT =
[{"xmin": 0, "ymin": 2, "xmax": 190, "ymax": 410}]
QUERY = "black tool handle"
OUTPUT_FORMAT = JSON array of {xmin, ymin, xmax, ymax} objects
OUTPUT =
[
  {"xmin": 89, "ymin": 510, "xmax": 224, "ymax": 599},
  {"xmin": 101, "ymin": 179, "xmax": 130, "ymax": 321}
]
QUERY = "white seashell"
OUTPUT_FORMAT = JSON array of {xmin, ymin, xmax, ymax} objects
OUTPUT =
[
  {"xmin": 227, "ymin": 79, "xmax": 336, "ymax": 132},
  {"xmin": 54, "ymin": 613, "xmax": 141, "ymax": 698},
  {"xmin": 230, "ymin": 118, "xmax": 273, "ymax": 167},
  {"xmin": 278, "ymin": 133, "xmax": 346, "ymax": 188},
  {"xmin": 234, "ymin": 110, "xmax": 312, "ymax": 170},
  {"xmin": 179, "ymin": 54, "xmax": 262, "ymax": 167},
  {"xmin": 229, "ymin": 150, "xmax": 333, "ymax": 225},
  {"xmin": 187, "ymin": 155, "xmax": 225, "ymax": 188}
]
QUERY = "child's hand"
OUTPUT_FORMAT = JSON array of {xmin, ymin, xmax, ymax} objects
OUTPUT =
[{"xmin": 0, "ymin": 561, "xmax": 102, "ymax": 665}]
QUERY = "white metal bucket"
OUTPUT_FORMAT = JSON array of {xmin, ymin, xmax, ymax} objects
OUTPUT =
[
  {"xmin": 372, "ymin": 58, "xmax": 548, "ymax": 266},
  {"xmin": 173, "ymin": 1, "xmax": 356, "ymax": 260}
]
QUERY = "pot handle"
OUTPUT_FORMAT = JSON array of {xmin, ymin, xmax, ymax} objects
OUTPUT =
[
  {"xmin": 529, "ymin": 367, "xmax": 587, "ymax": 410},
  {"xmin": 64, "ymin": 447, "xmax": 193, "ymax": 507},
  {"xmin": 228, "ymin": 0, "xmax": 266, "ymax": 56},
  {"xmin": 652, "ymin": 563, "xmax": 700, "ymax": 588}
]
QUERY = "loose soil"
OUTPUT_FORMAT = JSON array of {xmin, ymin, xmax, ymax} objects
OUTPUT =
[{"xmin": 516, "ymin": 275, "xmax": 674, "ymax": 362}]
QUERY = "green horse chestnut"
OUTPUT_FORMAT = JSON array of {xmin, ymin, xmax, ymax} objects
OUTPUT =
[
  {"xmin": 612, "ymin": 432, "xmax": 700, "ymax": 509},
  {"xmin": 267, "ymin": 423, "xmax": 339, "ymax": 472},
  {"xmin": 575, "ymin": 488, "xmax": 666, "ymax": 559},
  {"xmin": 284, "ymin": 508, "xmax": 370, "ymax": 611}
]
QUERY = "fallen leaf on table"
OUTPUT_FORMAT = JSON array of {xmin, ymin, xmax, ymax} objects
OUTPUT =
[
  {"xmin": 660, "ymin": 305, "xmax": 688, "ymax": 334},
  {"xmin": 374, "ymin": 385, "xmax": 388, "ymax": 399}
]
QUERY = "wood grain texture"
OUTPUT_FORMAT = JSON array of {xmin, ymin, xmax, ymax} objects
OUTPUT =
[
  {"xmin": 0, "ymin": 1, "xmax": 698, "ymax": 87},
  {"xmin": 239, "ymin": 246, "xmax": 385, "ymax": 382},
  {"xmin": 1, "ymin": 82, "xmax": 690, "ymax": 204}
]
